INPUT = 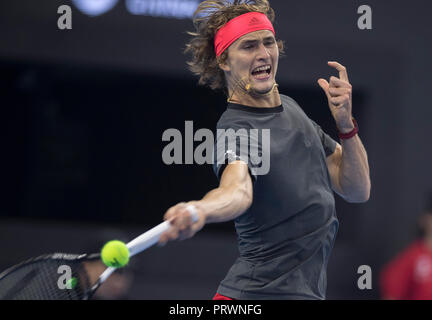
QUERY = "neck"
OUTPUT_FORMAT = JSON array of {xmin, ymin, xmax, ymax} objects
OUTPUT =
[{"xmin": 227, "ymin": 85, "xmax": 281, "ymax": 108}]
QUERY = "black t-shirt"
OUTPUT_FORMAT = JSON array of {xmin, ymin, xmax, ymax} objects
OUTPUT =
[{"xmin": 212, "ymin": 94, "xmax": 339, "ymax": 299}]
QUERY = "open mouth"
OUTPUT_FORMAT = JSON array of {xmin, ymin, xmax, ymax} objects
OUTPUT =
[{"xmin": 251, "ymin": 64, "xmax": 271, "ymax": 80}]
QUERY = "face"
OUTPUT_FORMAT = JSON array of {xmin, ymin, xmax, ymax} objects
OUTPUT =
[{"xmin": 220, "ymin": 30, "xmax": 279, "ymax": 95}]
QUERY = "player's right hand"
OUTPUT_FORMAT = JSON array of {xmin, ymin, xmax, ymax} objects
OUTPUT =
[{"xmin": 158, "ymin": 201, "xmax": 206, "ymax": 245}]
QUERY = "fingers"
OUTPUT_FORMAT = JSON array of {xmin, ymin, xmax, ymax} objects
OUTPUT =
[
  {"xmin": 317, "ymin": 78, "xmax": 329, "ymax": 91},
  {"xmin": 318, "ymin": 77, "xmax": 351, "ymax": 94},
  {"xmin": 319, "ymin": 62, "xmax": 352, "ymax": 109},
  {"xmin": 158, "ymin": 223, "xmax": 179, "ymax": 245},
  {"xmin": 164, "ymin": 202, "xmax": 186, "ymax": 221},
  {"xmin": 158, "ymin": 203, "xmax": 199, "ymax": 245},
  {"xmin": 328, "ymin": 61, "xmax": 349, "ymax": 82},
  {"xmin": 329, "ymin": 94, "xmax": 350, "ymax": 107},
  {"xmin": 328, "ymin": 86, "xmax": 351, "ymax": 98},
  {"xmin": 329, "ymin": 76, "xmax": 351, "ymax": 88},
  {"xmin": 327, "ymin": 76, "xmax": 352, "ymax": 107}
]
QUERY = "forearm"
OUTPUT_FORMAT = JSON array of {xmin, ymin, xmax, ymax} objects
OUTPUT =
[
  {"xmin": 159, "ymin": 162, "xmax": 253, "ymax": 244},
  {"xmin": 339, "ymin": 134, "xmax": 371, "ymax": 202},
  {"xmin": 195, "ymin": 183, "xmax": 252, "ymax": 224}
]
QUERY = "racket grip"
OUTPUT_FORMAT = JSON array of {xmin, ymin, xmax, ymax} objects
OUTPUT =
[{"xmin": 126, "ymin": 205, "xmax": 199, "ymax": 257}]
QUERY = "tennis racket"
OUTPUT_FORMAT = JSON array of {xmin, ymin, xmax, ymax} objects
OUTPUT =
[{"xmin": 0, "ymin": 205, "xmax": 199, "ymax": 300}]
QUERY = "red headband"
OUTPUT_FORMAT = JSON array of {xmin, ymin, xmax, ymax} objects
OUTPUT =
[{"xmin": 214, "ymin": 12, "xmax": 275, "ymax": 57}]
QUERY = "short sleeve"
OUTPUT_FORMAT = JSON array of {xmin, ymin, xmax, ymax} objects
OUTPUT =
[
  {"xmin": 212, "ymin": 125, "xmax": 263, "ymax": 183},
  {"xmin": 280, "ymin": 94, "xmax": 337, "ymax": 157},
  {"xmin": 310, "ymin": 119, "xmax": 337, "ymax": 157}
]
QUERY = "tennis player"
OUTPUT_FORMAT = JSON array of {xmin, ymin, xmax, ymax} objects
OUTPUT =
[{"xmin": 159, "ymin": 0, "xmax": 370, "ymax": 300}]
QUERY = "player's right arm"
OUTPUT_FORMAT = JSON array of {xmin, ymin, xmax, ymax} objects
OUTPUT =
[
  {"xmin": 159, "ymin": 161, "xmax": 253, "ymax": 244},
  {"xmin": 199, "ymin": 160, "xmax": 253, "ymax": 223}
]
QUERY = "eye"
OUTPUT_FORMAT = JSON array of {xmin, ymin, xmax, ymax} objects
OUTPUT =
[{"xmin": 265, "ymin": 40, "xmax": 275, "ymax": 46}]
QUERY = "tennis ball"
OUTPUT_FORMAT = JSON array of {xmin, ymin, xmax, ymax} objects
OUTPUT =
[
  {"xmin": 66, "ymin": 277, "xmax": 77, "ymax": 289},
  {"xmin": 100, "ymin": 240, "xmax": 130, "ymax": 268}
]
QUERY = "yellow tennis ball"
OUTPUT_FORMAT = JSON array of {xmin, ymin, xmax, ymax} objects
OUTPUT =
[
  {"xmin": 66, "ymin": 277, "xmax": 78, "ymax": 289},
  {"xmin": 100, "ymin": 240, "xmax": 130, "ymax": 268}
]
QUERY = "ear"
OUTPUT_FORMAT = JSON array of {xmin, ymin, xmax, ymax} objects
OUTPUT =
[{"xmin": 218, "ymin": 61, "xmax": 231, "ymax": 72}]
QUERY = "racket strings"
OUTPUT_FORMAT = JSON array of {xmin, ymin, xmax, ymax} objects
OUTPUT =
[{"xmin": 0, "ymin": 258, "xmax": 91, "ymax": 300}]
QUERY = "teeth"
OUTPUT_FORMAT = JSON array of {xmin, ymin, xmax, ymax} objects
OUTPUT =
[{"xmin": 252, "ymin": 65, "xmax": 271, "ymax": 73}]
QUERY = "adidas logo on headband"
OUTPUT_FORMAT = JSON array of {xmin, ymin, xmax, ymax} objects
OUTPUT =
[{"xmin": 249, "ymin": 17, "xmax": 261, "ymax": 26}]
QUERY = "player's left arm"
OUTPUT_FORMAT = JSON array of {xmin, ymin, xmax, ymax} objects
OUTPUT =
[
  {"xmin": 318, "ymin": 61, "xmax": 371, "ymax": 203},
  {"xmin": 326, "ymin": 140, "xmax": 370, "ymax": 202}
]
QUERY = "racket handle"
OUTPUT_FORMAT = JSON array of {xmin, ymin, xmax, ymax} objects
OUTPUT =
[{"xmin": 127, "ymin": 205, "xmax": 199, "ymax": 257}]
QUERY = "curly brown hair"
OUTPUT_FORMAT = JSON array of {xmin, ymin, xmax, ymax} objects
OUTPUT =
[{"xmin": 184, "ymin": 0, "xmax": 284, "ymax": 93}]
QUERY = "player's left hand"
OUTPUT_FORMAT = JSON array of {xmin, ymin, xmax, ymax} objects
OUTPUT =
[{"xmin": 317, "ymin": 61, "xmax": 354, "ymax": 133}]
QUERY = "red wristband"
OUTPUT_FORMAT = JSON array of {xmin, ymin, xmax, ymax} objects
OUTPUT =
[{"xmin": 338, "ymin": 118, "xmax": 358, "ymax": 140}]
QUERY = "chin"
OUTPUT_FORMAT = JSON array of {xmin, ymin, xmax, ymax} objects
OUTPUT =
[{"xmin": 252, "ymin": 81, "xmax": 276, "ymax": 95}]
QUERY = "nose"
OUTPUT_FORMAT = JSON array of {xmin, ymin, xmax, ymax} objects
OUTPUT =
[{"xmin": 256, "ymin": 42, "xmax": 270, "ymax": 60}]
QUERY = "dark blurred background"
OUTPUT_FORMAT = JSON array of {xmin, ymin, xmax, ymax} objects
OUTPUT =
[{"xmin": 0, "ymin": 0, "xmax": 431, "ymax": 299}]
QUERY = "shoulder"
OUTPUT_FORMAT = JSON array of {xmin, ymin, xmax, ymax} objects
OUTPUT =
[
  {"xmin": 279, "ymin": 94, "xmax": 298, "ymax": 106},
  {"xmin": 279, "ymin": 94, "xmax": 309, "ymax": 117},
  {"xmin": 279, "ymin": 94, "xmax": 302, "ymax": 109},
  {"xmin": 216, "ymin": 108, "xmax": 255, "ymax": 130},
  {"xmin": 216, "ymin": 108, "xmax": 236, "ymax": 128}
]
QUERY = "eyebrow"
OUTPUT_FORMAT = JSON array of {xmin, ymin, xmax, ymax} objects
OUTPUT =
[{"xmin": 239, "ymin": 36, "xmax": 275, "ymax": 45}]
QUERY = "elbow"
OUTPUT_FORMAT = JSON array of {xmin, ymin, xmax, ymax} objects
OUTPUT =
[
  {"xmin": 346, "ymin": 194, "xmax": 369, "ymax": 203},
  {"xmin": 344, "ymin": 182, "xmax": 371, "ymax": 203}
]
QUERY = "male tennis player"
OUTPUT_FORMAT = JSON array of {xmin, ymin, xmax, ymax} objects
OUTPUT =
[{"xmin": 159, "ymin": 0, "xmax": 370, "ymax": 300}]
